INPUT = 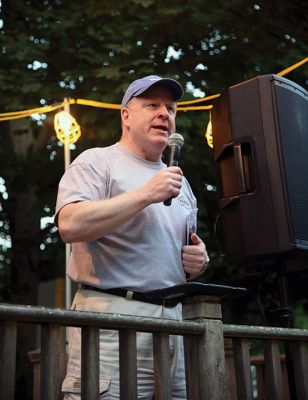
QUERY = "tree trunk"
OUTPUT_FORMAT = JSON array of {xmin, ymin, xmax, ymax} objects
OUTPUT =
[{"xmin": 0, "ymin": 120, "xmax": 46, "ymax": 399}]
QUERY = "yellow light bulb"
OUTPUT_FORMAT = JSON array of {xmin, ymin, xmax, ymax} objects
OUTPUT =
[
  {"xmin": 205, "ymin": 117, "xmax": 213, "ymax": 149},
  {"xmin": 54, "ymin": 110, "xmax": 81, "ymax": 145}
]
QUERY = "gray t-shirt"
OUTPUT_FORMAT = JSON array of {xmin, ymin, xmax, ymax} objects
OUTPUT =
[{"xmin": 55, "ymin": 142, "xmax": 198, "ymax": 291}]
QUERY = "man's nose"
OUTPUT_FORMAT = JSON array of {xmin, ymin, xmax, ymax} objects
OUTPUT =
[{"xmin": 158, "ymin": 104, "xmax": 169, "ymax": 118}]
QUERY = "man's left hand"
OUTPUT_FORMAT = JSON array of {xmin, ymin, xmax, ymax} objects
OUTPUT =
[{"xmin": 182, "ymin": 233, "xmax": 210, "ymax": 279}]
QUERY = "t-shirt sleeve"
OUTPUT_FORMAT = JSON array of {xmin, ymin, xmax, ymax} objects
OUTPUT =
[{"xmin": 54, "ymin": 162, "xmax": 108, "ymax": 225}]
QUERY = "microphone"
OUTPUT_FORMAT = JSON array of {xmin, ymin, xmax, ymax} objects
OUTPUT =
[{"xmin": 164, "ymin": 133, "xmax": 184, "ymax": 206}]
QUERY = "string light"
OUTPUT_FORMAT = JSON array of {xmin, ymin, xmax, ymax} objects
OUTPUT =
[
  {"xmin": 205, "ymin": 114, "xmax": 213, "ymax": 149},
  {"xmin": 54, "ymin": 111, "xmax": 81, "ymax": 144},
  {"xmin": 0, "ymin": 58, "xmax": 305, "ymax": 149}
]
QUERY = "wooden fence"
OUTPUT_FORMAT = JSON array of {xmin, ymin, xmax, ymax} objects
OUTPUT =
[{"xmin": 0, "ymin": 293, "xmax": 308, "ymax": 400}]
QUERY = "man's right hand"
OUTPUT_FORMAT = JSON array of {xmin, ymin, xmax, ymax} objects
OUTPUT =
[{"xmin": 143, "ymin": 166, "xmax": 183, "ymax": 204}]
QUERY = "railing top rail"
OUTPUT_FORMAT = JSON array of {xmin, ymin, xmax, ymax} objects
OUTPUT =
[
  {"xmin": 0, "ymin": 303, "xmax": 204, "ymax": 335},
  {"xmin": 224, "ymin": 324, "xmax": 308, "ymax": 341},
  {"xmin": 2, "ymin": 304, "xmax": 308, "ymax": 341}
]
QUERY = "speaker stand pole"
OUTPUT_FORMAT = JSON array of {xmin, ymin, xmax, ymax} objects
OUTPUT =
[{"xmin": 277, "ymin": 260, "xmax": 297, "ymax": 400}]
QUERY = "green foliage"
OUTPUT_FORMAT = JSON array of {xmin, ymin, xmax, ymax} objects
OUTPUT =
[{"xmin": 293, "ymin": 303, "xmax": 308, "ymax": 329}]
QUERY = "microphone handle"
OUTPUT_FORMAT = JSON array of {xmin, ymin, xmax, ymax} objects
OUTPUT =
[
  {"xmin": 163, "ymin": 197, "xmax": 173, "ymax": 206},
  {"xmin": 163, "ymin": 146, "xmax": 180, "ymax": 206}
]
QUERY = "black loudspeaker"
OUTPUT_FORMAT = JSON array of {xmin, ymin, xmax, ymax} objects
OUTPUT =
[{"xmin": 211, "ymin": 74, "xmax": 308, "ymax": 270}]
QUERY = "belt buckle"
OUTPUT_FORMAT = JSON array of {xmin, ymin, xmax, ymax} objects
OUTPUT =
[{"xmin": 126, "ymin": 290, "xmax": 134, "ymax": 301}]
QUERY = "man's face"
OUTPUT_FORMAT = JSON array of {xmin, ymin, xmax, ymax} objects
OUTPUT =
[{"xmin": 121, "ymin": 85, "xmax": 177, "ymax": 160}]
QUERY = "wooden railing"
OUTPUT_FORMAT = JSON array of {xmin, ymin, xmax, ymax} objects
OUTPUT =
[
  {"xmin": 224, "ymin": 325, "xmax": 308, "ymax": 400},
  {"xmin": 0, "ymin": 294, "xmax": 308, "ymax": 400}
]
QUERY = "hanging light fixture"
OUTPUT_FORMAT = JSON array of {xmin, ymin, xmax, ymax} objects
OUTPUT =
[
  {"xmin": 54, "ymin": 110, "xmax": 81, "ymax": 144},
  {"xmin": 205, "ymin": 113, "xmax": 213, "ymax": 148}
]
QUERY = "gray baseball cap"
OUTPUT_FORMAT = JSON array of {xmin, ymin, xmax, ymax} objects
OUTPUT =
[{"xmin": 121, "ymin": 75, "xmax": 184, "ymax": 107}]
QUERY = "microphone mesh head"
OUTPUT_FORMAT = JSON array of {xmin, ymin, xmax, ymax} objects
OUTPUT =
[{"xmin": 167, "ymin": 133, "xmax": 184, "ymax": 148}]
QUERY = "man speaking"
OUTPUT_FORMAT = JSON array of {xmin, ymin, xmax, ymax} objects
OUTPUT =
[{"xmin": 55, "ymin": 75, "xmax": 209, "ymax": 399}]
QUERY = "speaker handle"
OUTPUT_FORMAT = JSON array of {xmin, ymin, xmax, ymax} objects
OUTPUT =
[
  {"xmin": 234, "ymin": 144, "xmax": 247, "ymax": 194},
  {"xmin": 219, "ymin": 196, "xmax": 239, "ymax": 209}
]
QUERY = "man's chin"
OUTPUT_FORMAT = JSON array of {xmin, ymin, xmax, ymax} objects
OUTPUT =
[{"xmin": 153, "ymin": 137, "xmax": 168, "ymax": 150}]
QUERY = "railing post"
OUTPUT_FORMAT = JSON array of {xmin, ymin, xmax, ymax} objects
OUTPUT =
[
  {"xmin": 233, "ymin": 338, "xmax": 253, "ymax": 399},
  {"xmin": 119, "ymin": 329, "xmax": 137, "ymax": 399},
  {"xmin": 81, "ymin": 326, "xmax": 100, "ymax": 400},
  {"xmin": 153, "ymin": 332, "xmax": 172, "ymax": 400},
  {"xmin": 183, "ymin": 295, "xmax": 227, "ymax": 400},
  {"xmin": 0, "ymin": 321, "xmax": 17, "ymax": 400},
  {"xmin": 264, "ymin": 339, "xmax": 283, "ymax": 400},
  {"xmin": 291, "ymin": 341, "xmax": 308, "ymax": 399},
  {"xmin": 40, "ymin": 324, "xmax": 61, "ymax": 400},
  {"xmin": 183, "ymin": 333, "xmax": 204, "ymax": 399}
]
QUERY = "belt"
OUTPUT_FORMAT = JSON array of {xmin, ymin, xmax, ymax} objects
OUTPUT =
[{"xmin": 79, "ymin": 284, "xmax": 180, "ymax": 308}]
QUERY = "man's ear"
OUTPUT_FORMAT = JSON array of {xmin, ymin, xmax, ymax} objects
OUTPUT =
[{"xmin": 121, "ymin": 107, "xmax": 130, "ymax": 126}]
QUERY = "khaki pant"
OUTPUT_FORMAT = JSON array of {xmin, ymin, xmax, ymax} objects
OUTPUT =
[{"xmin": 62, "ymin": 287, "xmax": 186, "ymax": 399}]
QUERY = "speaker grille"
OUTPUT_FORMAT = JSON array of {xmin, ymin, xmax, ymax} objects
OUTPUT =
[{"xmin": 274, "ymin": 82, "xmax": 308, "ymax": 245}]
